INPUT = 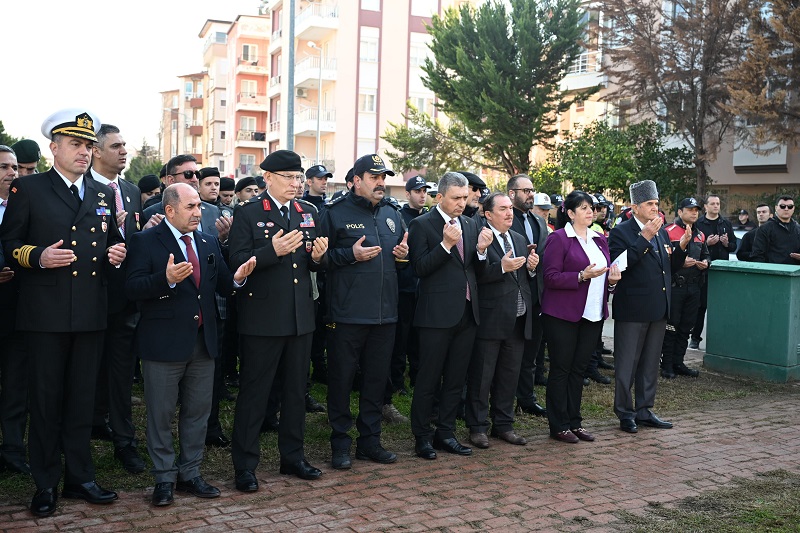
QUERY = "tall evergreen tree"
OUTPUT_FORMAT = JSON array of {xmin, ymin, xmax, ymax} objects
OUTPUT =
[{"xmin": 423, "ymin": 0, "xmax": 593, "ymax": 176}]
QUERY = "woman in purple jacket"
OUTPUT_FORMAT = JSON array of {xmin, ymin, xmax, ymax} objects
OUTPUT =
[{"xmin": 541, "ymin": 191, "xmax": 621, "ymax": 443}]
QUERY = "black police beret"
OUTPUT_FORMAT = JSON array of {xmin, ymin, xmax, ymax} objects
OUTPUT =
[
  {"xmin": 138, "ymin": 174, "xmax": 161, "ymax": 193},
  {"xmin": 10, "ymin": 139, "xmax": 41, "ymax": 164},
  {"xmin": 199, "ymin": 167, "xmax": 220, "ymax": 180},
  {"xmin": 220, "ymin": 177, "xmax": 235, "ymax": 191},
  {"xmin": 235, "ymin": 176, "xmax": 257, "ymax": 193}
]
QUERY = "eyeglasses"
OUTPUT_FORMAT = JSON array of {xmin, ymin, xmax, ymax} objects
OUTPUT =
[
  {"xmin": 511, "ymin": 188, "xmax": 534, "ymax": 195},
  {"xmin": 274, "ymin": 172, "xmax": 306, "ymax": 183},
  {"xmin": 778, "ymin": 204, "xmax": 795, "ymax": 210},
  {"xmin": 170, "ymin": 170, "xmax": 201, "ymax": 180}
]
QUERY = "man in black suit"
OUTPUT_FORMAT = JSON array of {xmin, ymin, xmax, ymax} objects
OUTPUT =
[
  {"xmin": 466, "ymin": 193, "xmax": 536, "ymax": 449},
  {"xmin": 125, "ymin": 183, "xmax": 255, "ymax": 507},
  {"xmin": 87, "ymin": 124, "xmax": 146, "ymax": 473},
  {"xmin": 229, "ymin": 150, "xmax": 328, "ymax": 492},
  {"xmin": 408, "ymin": 172, "xmax": 493, "ymax": 460},
  {"xmin": 1, "ymin": 109, "xmax": 127, "ymax": 516},
  {"xmin": 507, "ymin": 174, "xmax": 548, "ymax": 416},
  {"xmin": 609, "ymin": 180, "xmax": 688, "ymax": 434},
  {"xmin": 0, "ymin": 145, "xmax": 28, "ymax": 476}
]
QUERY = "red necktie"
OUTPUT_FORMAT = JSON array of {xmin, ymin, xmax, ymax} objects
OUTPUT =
[
  {"xmin": 449, "ymin": 219, "xmax": 470, "ymax": 301},
  {"xmin": 180, "ymin": 235, "xmax": 202, "ymax": 327},
  {"xmin": 109, "ymin": 181, "xmax": 124, "ymax": 237}
]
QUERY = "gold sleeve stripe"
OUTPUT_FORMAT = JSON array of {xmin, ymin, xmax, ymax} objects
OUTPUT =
[{"xmin": 12, "ymin": 245, "xmax": 36, "ymax": 268}]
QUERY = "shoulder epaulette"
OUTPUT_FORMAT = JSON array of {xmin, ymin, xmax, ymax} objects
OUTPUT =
[{"xmin": 326, "ymin": 194, "xmax": 347, "ymax": 208}]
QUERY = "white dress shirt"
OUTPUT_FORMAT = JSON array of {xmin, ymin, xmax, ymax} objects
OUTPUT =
[{"xmin": 565, "ymin": 222, "xmax": 607, "ymax": 322}]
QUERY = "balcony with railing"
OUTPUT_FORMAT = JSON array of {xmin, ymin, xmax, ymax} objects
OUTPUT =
[
  {"xmin": 267, "ymin": 121, "xmax": 281, "ymax": 142},
  {"xmin": 300, "ymin": 157, "xmax": 335, "ymax": 172},
  {"xmin": 235, "ymin": 55, "xmax": 269, "ymax": 75},
  {"xmin": 236, "ymin": 129, "xmax": 268, "ymax": 148},
  {"xmin": 294, "ymin": 107, "xmax": 336, "ymax": 136},
  {"xmin": 268, "ymin": 74, "xmax": 282, "ymax": 97},
  {"xmin": 295, "ymin": 2, "xmax": 339, "ymax": 41},
  {"xmin": 295, "ymin": 56, "xmax": 338, "ymax": 88},
  {"xmin": 269, "ymin": 28, "xmax": 283, "ymax": 54},
  {"xmin": 189, "ymin": 97, "xmax": 204, "ymax": 108},
  {"xmin": 560, "ymin": 50, "xmax": 606, "ymax": 92},
  {"xmin": 235, "ymin": 92, "xmax": 269, "ymax": 111}
]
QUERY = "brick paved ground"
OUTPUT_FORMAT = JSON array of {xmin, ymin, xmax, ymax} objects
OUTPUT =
[{"xmin": 2, "ymin": 388, "xmax": 798, "ymax": 532}]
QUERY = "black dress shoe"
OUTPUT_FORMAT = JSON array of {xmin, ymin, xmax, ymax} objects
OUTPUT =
[
  {"xmin": 62, "ymin": 481, "xmax": 118, "ymax": 504},
  {"xmin": 415, "ymin": 438, "xmax": 437, "ymax": 460},
  {"xmin": 0, "ymin": 456, "xmax": 31, "ymax": 475},
  {"xmin": 114, "ymin": 445, "xmax": 145, "ymax": 474},
  {"xmin": 534, "ymin": 374, "xmax": 548, "ymax": 386},
  {"xmin": 587, "ymin": 368, "xmax": 611, "ymax": 384},
  {"xmin": 280, "ymin": 459, "xmax": 322, "ymax": 480},
  {"xmin": 151, "ymin": 482, "xmax": 174, "ymax": 506},
  {"xmin": 620, "ymin": 419, "xmax": 638, "ymax": 433},
  {"xmin": 674, "ymin": 364, "xmax": 700, "ymax": 377},
  {"xmin": 635, "ymin": 414, "xmax": 673, "ymax": 429},
  {"xmin": 661, "ymin": 367, "xmax": 676, "ymax": 379},
  {"xmin": 601, "ymin": 347, "xmax": 613, "ymax": 355},
  {"xmin": 260, "ymin": 418, "xmax": 280, "ymax": 433},
  {"xmin": 305, "ymin": 393, "xmax": 326, "ymax": 413},
  {"xmin": 583, "ymin": 377, "xmax": 591, "ymax": 386},
  {"xmin": 598, "ymin": 358, "xmax": 615, "ymax": 370},
  {"xmin": 30, "ymin": 488, "xmax": 57, "ymax": 517},
  {"xmin": 234, "ymin": 470, "xmax": 258, "ymax": 492},
  {"xmin": 516, "ymin": 402, "xmax": 547, "ymax": 417},
  {"xmin": 91, "ymin": 423, "xmax": 114, "ymax": 442},
  {"xmin": 205, "ymin": 434, "xmax": 231, "ymax": 448},
  {"xmin": 689, "ymin": 339, "xmax": 700, "ymax": 350},
  {"xmin": 355, "ymin": 445, "xmax": 397, "ymax": 464},
  {"xmin": 433, "ymin": 437, "xmax": 472, "ymax": 456},
  {"xmin": 176, "ymin": 476, "xmax": 220, "ymax": 498},
  {"xmin": 331, "ymin": 450, "xmax": 352, "ymax": 470}
]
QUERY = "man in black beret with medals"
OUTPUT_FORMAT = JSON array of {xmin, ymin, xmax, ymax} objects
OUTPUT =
[
  {"xmin": 0, "ymin": 108, "xmax": 127, "ymax": 516},
  {"xmin": 229, "ymin": 150, "xmax": 328, "ymax": 492}
]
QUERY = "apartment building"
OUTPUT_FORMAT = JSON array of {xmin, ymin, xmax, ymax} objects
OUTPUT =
[
  {"xmin": 551, "ymin": 3, "xmax": 798, "ymax": 201},
  {"xmin": 159, "ymin": 74, "xmax": 206, "ymax": 164},
  {"xmin": 200, "ymin": 19, "xmax": 233, "ymax": 173}
]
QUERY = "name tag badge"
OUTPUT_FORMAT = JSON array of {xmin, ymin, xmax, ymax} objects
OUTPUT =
[{"xmin": 300, "ymin": 213, "xmax": 315, "ymax": 227}]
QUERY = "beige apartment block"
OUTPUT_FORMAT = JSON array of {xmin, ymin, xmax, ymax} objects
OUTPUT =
[
  {"xmin": 200, "ymin": 19, "xmax": 233, "ymax": 173},
  {"xmin": 159, "ymin": 73, "xmax": 206, "ymax": 165},
  {"xmin": 549, "ymin": 3, "xmax": 798, "ymax": 207}
]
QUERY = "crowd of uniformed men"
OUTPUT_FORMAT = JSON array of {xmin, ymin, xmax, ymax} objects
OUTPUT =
[{"xmin": 0, "ymin": 109, "xmax": 798, "ymax": 518}]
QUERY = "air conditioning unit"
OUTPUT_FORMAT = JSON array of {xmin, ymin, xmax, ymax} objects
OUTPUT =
[{"xmin": 296, "ymin": 88, "xmax": 308, "ymax": 98}]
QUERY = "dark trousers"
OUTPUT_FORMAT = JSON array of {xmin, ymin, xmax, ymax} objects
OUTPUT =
[
  {"xmin": 515, "ymin": 305, "xmax": 544, "ymax": 407},
  {"xmin": 411, "ymin": 301, "xmax": 476, "ymax": 441},
  {"xmin": 232, "ymin": 333, "xmax": 312, "ymax": 470},
  {"xmin": 222, "ymin": 295, "xmax": 239, "ymax": 379},
  {"xmin": 327, "ymin": 323, "xmax": 395, "ymax": 451},
  {"xmin": 385, "ymin": 292, "xmax": 418, "ymax": 403},
  {"xmin": 466, "ymin": 316, "xmax": 526, "ymax": 434},
  {"xmin": 27, "ymin": 330, "xmax": 104, "ymax": 489},
  {"xmin": 584, "ymin": 326, "xmax": 606, "ymax": 375},
  {"xmin": 663, "ymin": 284, "xmax": 701, "ymax": 368},
  {"xmin": 310, "ymin": 296, "xmax": 328, "ymax": 376},
  {"xmin": 0, "ymin": 331, "xmax": 28, "ymax": 462},
  {"xmin": 691, "ymin": 282, "xmax": 708, "ymax": 342},
  {"xmin": 93, "ymin": 307, "xmax": 139, "ymax": 448},
  {"xmin": 544, "ymin": 315, "xmax": 603, "ymax": 434},
  {"xmin": 614, "ymin": 319, "xmax": 666, "ymax": 421}
]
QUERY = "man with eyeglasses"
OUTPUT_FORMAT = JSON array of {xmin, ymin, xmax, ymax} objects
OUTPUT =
[
  {"xmin": 229, "ymin": 150, "xmax": 328, "ymax": 491},
  {"xmin": 143, "ymin": 155, "xmax": 231, "ymax": 244},
  {"xmin": 507, "ymin": 175, "xmax": 548, "ymax": 416},
  {"xmin": 751, "ymin": 195, "xmax": 800, "ymax": 265}
]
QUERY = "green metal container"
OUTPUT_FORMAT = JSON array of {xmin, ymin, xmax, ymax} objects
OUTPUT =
[{"xmin": 704, "ymin": 260, "xmax": 800, "ymax": 382}]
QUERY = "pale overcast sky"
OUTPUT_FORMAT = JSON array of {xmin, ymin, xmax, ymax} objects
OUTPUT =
[{"xmin": 3, "ymin": 0, "xmax": 260, "ymax": 156}]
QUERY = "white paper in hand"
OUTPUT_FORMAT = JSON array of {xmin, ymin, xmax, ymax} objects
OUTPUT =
[{"xmin": 612, "ymin": 251, "xmax": 628, "ymax": 272}]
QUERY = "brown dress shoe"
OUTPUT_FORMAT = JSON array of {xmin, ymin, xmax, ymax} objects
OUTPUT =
[
  {"xmin": 552, "ymin": 430, "xmax": 579, "ymax": 443},
  {"xmin": 494, "ymin": 430, "xmax": 527, "ymax": 445},
  {"xmin": 469, "ymin": 432, "xmax": 489, "ymax": 449},
  {"xmin": 570, "ymin": 427, "xmax": 595, "ymax": 442}
]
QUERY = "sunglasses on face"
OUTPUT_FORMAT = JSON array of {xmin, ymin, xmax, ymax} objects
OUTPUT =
[
  {"xmin": 778, "ymin": 204, "xmax": 795, "ymax": 210},
  {"xmin": 170, "ymin": 170, "xmax": 201, "ymax": 180}
]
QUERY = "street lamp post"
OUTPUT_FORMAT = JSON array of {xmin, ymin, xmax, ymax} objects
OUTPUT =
[{"xmin": 308, "ymin": 41, "xmax": 322, "ymax": 164}]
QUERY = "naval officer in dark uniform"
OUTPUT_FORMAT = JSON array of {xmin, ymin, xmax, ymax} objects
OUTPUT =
[
  {"xmin": 0, "ymin": 109, "xmax": 127, "ymax": 517},
  {"xmin": 229, "ymin": 150, "xmax": 328, "ymax": 492}
]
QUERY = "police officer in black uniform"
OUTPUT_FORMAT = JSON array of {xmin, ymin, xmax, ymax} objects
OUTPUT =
[
  {"xmin": 320, "ymin": 154, "xmax": 408, "ymax": 470},
  {"xmin": 229, "ymin": 150, "xmax": 328, "ymax": 492},
  {"xmin": 0, "ymin": 109, "xmax": 126, "ymax": 516},
  {"xmin": 661, "ymin": 198, "xmax": 709, "ymax": 379}
]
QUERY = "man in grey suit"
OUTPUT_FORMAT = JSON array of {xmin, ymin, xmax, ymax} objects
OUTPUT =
[{"xmin": 609, "ymin": 180, "xmax": 689, "ymax": 434}]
